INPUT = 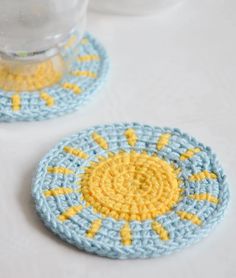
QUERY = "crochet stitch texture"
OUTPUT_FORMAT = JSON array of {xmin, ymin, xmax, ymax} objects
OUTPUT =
[
  {"xmin": 0, "ymin": 33, "xmax": 109, "ymax": 122},
  {"xmin": 32, "ymin": 123, "xmax": 229, "ymax": 259}
]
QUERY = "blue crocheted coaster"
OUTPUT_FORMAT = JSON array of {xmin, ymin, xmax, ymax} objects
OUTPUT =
[
  {"xmin": 0, "ymin": 33, "xmax": 109, "ymax": 122},
  {"xmin": 32, "ymin": 123, "xmax": 229, "ymax": 259}
]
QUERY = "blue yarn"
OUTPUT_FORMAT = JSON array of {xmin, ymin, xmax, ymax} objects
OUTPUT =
[
  {"xmin": 0, "ymin": 33, "xmax": 109, "ymax": 122},
  {"xmin": 32, "ymin": 123, "xmax": 230, "ymax": 259}
]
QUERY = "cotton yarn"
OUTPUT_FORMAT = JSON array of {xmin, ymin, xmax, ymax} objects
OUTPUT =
[
  {"xmin": 0, "ymin": 33, "xmax": 109, "ymax": 122},
  {"xmin": 32, "ymin": 123, "xmax": 229, "ymax": 259}
]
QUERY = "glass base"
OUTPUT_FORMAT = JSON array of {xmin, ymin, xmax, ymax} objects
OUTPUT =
[{"xmin": 0, "ymin": 55, "xmax": 65, "ymax": 92}]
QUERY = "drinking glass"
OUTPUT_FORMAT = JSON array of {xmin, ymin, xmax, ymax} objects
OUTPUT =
[{"xmin": 0, "ymin": 0, "xmax": 89, "ymax": 92}]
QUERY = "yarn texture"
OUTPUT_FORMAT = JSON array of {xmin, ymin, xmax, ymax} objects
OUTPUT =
[
  {"xmin": 32, "ymin": 123, "xmax": 229, "ymax": 259},
  {"xmin": 0, "ymin": 33, "xmax": 109, "ymax": 122}
]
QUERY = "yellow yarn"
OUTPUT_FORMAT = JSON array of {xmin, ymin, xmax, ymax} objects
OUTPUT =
[
  {"xmin": 71, "ymin": 70, "xmax": 97, "ymax": 78},
  {"xmin": 63, "ymin": 83, "xmax": 82, "ymax": 94},
  {"xmin": 86, "ymin": 219, "xmax": 102, "ymax": 238},
  {"xmin": 92, "ymin": 132, "xmax": 109, "ymax": 150},
  {"xmin": 189, "ymin": 170, "xmax": 217, "ymax": 182},
  {"xmin": 0, "ymin": 59, "xmax": 62, "ymax": 92},
  {"xmin": 177, "ymin": 211, "xmax": 202, "ymax": 225},
  {"xmin": 12, "ymin": 94, "xmax": 21, "ymax": 111},
  {"xmin": 124, "ymin": 128, "xmax": 137, "ymax": 147},
  {"xmin": 40, "ymin": 92, "xmax": 55, "ymax": 107},
  {"xmin": 58, "ymin": 205, "xmax": 83, "ymax": 222},
  {"xmin": 80, "ymin": 151, "xmax": 181, "ymax": 221},
  {"xmin": 64, "ymin": 146, "xmax": 88, "ymax": 159},
  {"xmin": 189, "ymin": 193, "xmax": 219, "ymax": 204},
  {"xmin": 80, "ymin": 38, "xmax": 89, "ymax": 45},
  {"xmin": 64, "ymin": 35, "xmax": 77, "ymax": 49},
  {"xmin": 180, "ymin": 148, "xmax": 201, "ymax": 160},
  {"xmin": 44, "ymin": 187, "xmax": 73, "ymax": 197},
  {"xmin": 120, "ymin": 223, "xmax": 132, "ymax": 246},
  {"xmin": 77, "ymin": 54, "xmax": 100, "ymax": 63},
  {"xmin": 157, "ymin": 134, "xmax": 171, "ymax": 151},
  {"xmin": 151, "ymin": 221, "xmax": 169, "ymax": 240},
  {"xmin": 47, "ymin": 167, "xmax": 74, "ymax": 175}
]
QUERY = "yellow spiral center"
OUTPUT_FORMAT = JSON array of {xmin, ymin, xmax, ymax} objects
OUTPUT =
[{"xmin": 81, "ymin": 151, "xmax": 181, "ymax": 221}]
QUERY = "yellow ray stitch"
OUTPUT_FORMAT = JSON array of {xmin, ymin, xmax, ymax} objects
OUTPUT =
[
  {"xmin": 43, "ymin": 187, "xmax": 73, "ymax": 197},
  {"xmin": 63, "ymin": 83, "xmax": 82, "ymax": 94},
  {"xmin": 12, "ymin": 94, "xmax": 21, "ymax": 111},
  {"xmin": 86, "ymin": 219, "xmax": 102, "ymax": 238},
  {"xmin": 40, "ymin": 92, "xmax": 55, "ymax": 107},
  {"xmin": 151, "ymin": 221, "xmax": 169, "ymax": 240},
  {"xmin": 92, "ymin": 132, "xmax": 109, "ymax": 150},
  {"xmin": 80, "ymin": 38, "xmax": 89, "ymax": 45},
  {"xmin": 77, "ymin": 54, "xmax": 100, "ymax": 63},
  {"xmin": 189, "ymin": 170, "xmax": 217, "ymax": 182},
  {"xmin": 63, "ymin": 146, "xmax": 89, "ymax": 159},
  {"xmin": 177, "ymin": 211, "xmax": 202, "ymax": 225},
  {"xmin": 58, "ymin": 205, "xmax": 83, "ymax": 222},
  {"xmin": 47, "ymin": 167, "xmax": 74, "ymax": 175},
  {"xmin": 180, "ymin": 147, "xmax": 201, "ymax": 161},
  {"xmin": 157, "ymin": 133, "xmax": 171, "ymax": 151},
  {"xmin": 124, "ymin": 128, "xmax": 137, "ymax": 147},
  {"xmin": 188, "ymin": 193, "xmax": 219, "ymax": 204},
  {"xmin": 120, "ymin": 223, "xmax": 132, "ymax": 246},
  {"xmin": 71, "ymin": 70, "xmax": 97, "ymax": 78},
  {"xmin": 64, "ymin": 35, "xmax": 77, "ymax": 49}
]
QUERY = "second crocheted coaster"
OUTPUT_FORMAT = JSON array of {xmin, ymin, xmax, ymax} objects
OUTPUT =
[
  {"xmin": 0, "ymin": 33, "xmax": 109, "ymax": 122},
  {"xmin": 32, "ymin": 123, "xmax": 229, "ymax": 259}
]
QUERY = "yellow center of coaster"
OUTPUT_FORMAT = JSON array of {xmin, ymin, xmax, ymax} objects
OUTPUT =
[
  {"xmin": 81, "ymin": 151, "xmax": 181, "ymax": 221},
  {"xmin": 0, "ymin": 56, "xmax": 64, "ymax": 92}
]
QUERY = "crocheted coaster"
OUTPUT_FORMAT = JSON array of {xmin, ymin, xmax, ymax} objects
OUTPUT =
[
  {"xmin": 0, "ymin": 33, "xmax": 109, "ymax": 122},
  {"xmin": 32, "ymin": 123, "xmax": 229, "ymax": 259}
]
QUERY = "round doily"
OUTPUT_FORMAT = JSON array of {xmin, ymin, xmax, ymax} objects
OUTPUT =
[
  {"xmin": 0, "ymin": 33, "xmax": 109, "ymax": 122},
  {"xmin": 32, "ymin": 123, "xmax": 229, "ymax": 259}
]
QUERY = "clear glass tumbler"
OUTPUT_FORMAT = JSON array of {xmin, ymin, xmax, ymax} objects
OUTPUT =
[{"xmin": 0, "ymin": 0, "xmax": 89, "ymax": 92}]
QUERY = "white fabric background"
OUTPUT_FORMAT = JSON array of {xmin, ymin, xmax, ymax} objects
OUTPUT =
[{"xmin": 0, "ymin": 1, "xmax": 235, "ymax": 277}]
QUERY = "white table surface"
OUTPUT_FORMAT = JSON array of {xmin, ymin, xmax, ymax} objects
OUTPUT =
[{"xmin": 0, "ymin": 1, "xmax": 235, "ymax": 277}]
